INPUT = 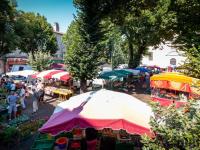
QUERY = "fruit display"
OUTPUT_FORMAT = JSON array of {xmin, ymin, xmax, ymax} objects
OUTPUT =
[
  {"xmin": 31, "ymin": 134, "xmax": 55, "ymax": 150},
  {"xmin": 18, "ymin": 119, "xmax": 45, "ymax": 140},
  {"xmin": 31, "ymin": 139, "xmax": 55, "ymax": 150},
  {"xmin": 0, "ymin": 126, "xmax": 20, "ymax": 148}
]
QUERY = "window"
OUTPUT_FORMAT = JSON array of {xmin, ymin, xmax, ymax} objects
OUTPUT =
[
  {"xmin": 170, "ymin": 58, "xmax": 176, "ymax": 65},
  {"xmin": 148, "ymin": 52, "xmax": 153, "ymax": 61},
  {"xmin": 19, "ymin": 66, "xmax": 24, "ymax": 71}
]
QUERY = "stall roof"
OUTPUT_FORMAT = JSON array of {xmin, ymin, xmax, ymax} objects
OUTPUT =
[{"xmin": 151, "ymin": 72, "xmax": 199, "ymax": 85}]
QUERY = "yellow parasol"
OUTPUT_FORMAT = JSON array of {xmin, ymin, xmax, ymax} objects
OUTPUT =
[{"xmin": 150, "ymin": 72, "xmax": 199, "ymax": 85}]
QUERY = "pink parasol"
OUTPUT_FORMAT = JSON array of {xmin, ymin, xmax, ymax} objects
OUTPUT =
[{"xmin": 39, "ymin": 89, "xmax": 153, "ymax": 136}]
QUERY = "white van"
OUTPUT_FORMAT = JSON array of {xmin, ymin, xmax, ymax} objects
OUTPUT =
[{"xmin": 11, "ymin": 65, "xmax": 32, "ymax": 72}]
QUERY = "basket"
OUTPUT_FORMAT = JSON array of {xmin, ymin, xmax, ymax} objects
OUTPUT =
[
  {"xmin": 31, "ymin": 139, "xmax": 54, "ymax": 150},
  {"xmin": 55, "ymin": 137, "xmax": 68, "ymax": 149}
]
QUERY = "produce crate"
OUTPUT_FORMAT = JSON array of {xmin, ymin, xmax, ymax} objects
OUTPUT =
[
  {"xmin": 37, "ymin": 133, "xmax": 55, "ymax": 141},
  {"xmin": 19, "ymin": 121, "xmax": 46, "ymax": 140},
  {"xmin": 8, "ymin": 114, "xmax": 30, "ymax": 126},
  {"xmin": 115, "ymin": 142, "xmax": 134, "ymax": 150},
  {"xmin": 31, "ymin": 139, "xmax": 55, "ymax": 150},
  {"xmin": 56, "ymin": 132, "xmax": 73, "ymax": 139}
]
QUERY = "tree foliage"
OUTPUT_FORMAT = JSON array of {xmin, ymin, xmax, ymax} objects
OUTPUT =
[
  {"xmin": 15, "ymin": 12, "xmax": 58, "ymax": 57},
  {"xmin": 142, "ymin": 101, "xmax": 200, "ymax": 150},
  {"xmin": 64, "ymin": 0, "xmax": 106, "ymax": 92},
  {"xmin": 181, "ymin": 46, "xmax": 200, "ymax": 78},
  {"xmin": 28, "ymin": 50, "xmax": 52, "ymax": 71},
  {"xmin": 172, "ymin": 0, "xmax": 200, "ymax": 49},
  {"xmin": 100, "ymin": 20, "xmax": 128, "ymax": 68},
  {"xmin": 171, "ymin": 0, "xmax": 200, "ymax": 78},
  {"xmin": 0, "ymin": 0, "xmax": 19, "ymax": 56},
  {"xmin": 108, "ymin": 0, "xmax": 176, "ymax": 68}
]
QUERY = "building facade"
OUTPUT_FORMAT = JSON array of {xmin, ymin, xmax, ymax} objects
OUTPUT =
[
  {"xmin": 0, "ymin": 50, "xmax": 29, "ymax": 74},
  {"xmin": 0, "ymin": 22, "xmax": 66, "ymax": 74},
  {"xmin": 53, "ymin": 22, "xmax": 66, "ymax": 60},
  {"xmin": 141, "ymin": 42, "xmax": 186, "ymax": 68}
]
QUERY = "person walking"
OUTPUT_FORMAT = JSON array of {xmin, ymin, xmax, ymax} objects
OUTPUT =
[
  {"xmin": 37, "ymin": 82, "xmax": 45, "ymax": 103},
  {"xmin": 19, "ymin": 86, "xmax": 26, "ymax": 109},
  {"xmin": 10, "ymin": 81, "xmax": 16, "ymax": 91},
  {"xmin": 144, "ymin": 72, "xmax": 151, "ymax": 93},
  {"xmin": 7, "ymin": 91, "xmax": 19, "ymax": 120},
  {"xmin": 28, "ymin": 87, "xmax": 39, "ymax": 114}
]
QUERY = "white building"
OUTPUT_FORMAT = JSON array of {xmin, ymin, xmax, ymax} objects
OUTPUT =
[
  {"xmin": 141, "ymin": 42, "xmax": 186, "ymax": 68},
  {"xmin": 53, "ymin": 22, "xmax": 66, "ymax": 59}
]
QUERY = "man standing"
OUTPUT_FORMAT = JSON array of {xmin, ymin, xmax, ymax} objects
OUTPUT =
[
  {"xmin": 37, "ymin": 82, "xmax": 45, "ymax": 103},
  {"xmin": 10, "ymin": 81, "xmax": 16, "ymax": 91},
  {"xmin": 19, "ymin": 86, "xmax": 26, "ymax": 109},
  {"xmin": 28, "ymin": 88, "xmax": 39, "ymax": 114},
  {"xmin": 7, "ymin": 91, "xmax": 19, "ymax": 120}
]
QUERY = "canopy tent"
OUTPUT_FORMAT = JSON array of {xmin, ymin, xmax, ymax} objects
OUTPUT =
[
  {"xmin": 98, "ymin": 69, "xmax": 136, "ymax": 80},
  {"xmin": 50, "ymin": 63, "xmax": 65, "ymax": 69},
  {"xmin": 150, "ymin": 72, "xmax": 200, "ymax": 95},
  {"xmin": 52, "ymin": 72, "xmax": 71, "ymax": 81},
  {"xmin": 151, "ymin": 72, "xmax": 198, "ymax": 84},
  {"xmin": 98, "ymin": 71, "xmax": 125, "ymax": 80},
  {"xmin": 135, "ymin": 67, "xmax": 151, "ymax": 73},
  {"xmin": 147, "ymin": 65, "xmax": 161, "ymax": 69},
  {"xmin": 39, "ymin": 89, "xmax": 153, "ymax": 136},
  {"xmin": 6, "ymin": 70, "xmax": 38, "ymax": 77},
  {"xmin": 123, "ymin": 69, "xmax": 140, "ymax": 75},
  {"xmin": 114, "ymin": 69, "xmax": 135, "ymax": 76},
  {"xmin": 31, "ymin": 70, "xmax": 71, "ymax": 81}
]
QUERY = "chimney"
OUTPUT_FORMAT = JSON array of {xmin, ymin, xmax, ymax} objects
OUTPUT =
[{"xmin": 53, "ymin": 22, "xmax": 59, "ymax": 32}]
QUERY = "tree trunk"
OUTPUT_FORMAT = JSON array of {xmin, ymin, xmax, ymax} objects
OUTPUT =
[
  {"xmin": 80, "ymin": 78, "xmax": 87, "ymax": 93},
  {"xmin": 3, "ymin": 57, "xmax": 7, "ymax": 74},
  {"xmin": 31, "ymin": 50, "xmax": 35, "ymax": 60},
  {"xmin": 132, "ymin": 45, "xmax": 146, "ymax": 68},
  {"xmin": 128, "ymin": 40, "xmax": 134, "ymax": 68}
]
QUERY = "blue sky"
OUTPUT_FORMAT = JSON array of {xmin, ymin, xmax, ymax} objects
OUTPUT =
[{"xmin": 16, "ymin": 0, "xmax": 76, "ymax": 33}]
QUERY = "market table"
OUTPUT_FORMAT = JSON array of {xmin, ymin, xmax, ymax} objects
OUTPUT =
[{"xmin": 52, "ymin": 89, "xmax": 73, "ymax": 101}]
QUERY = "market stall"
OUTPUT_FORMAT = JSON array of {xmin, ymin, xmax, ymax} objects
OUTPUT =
[
  {"xmin": 39, "ymin": 89, "xmax": 153, "ymax": 136},
  {"xmin": 31, "ymin": 69, "xmax": 64, "ymax": 80},
  {"xmin": 150, "ymin": 72, "xmax": 200, "ymax": 106},
  {"xmin": 31, "ymin": 70, "xmax": 73, "ymax": 101},
  {"xmin": 99, "ymin": 69, "xmax": 141, "ymax": 91},
  {"xmin": 38, "ymin": 89, "xmax": 152, "ymax": 149}
]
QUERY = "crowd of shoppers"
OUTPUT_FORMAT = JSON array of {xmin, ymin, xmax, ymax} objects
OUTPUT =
[{"xmin": 0, "ymin": 76, "xmax": 45, "ymax": 121}]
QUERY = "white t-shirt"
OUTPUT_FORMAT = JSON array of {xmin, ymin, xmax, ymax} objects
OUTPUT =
[
  {"xmin": 20, "ymin": 88, "xmax": 25, "ymax": 97},
  {"xmin": 11, "ymin": 83, "xmax": 16, "ymax": 91}
]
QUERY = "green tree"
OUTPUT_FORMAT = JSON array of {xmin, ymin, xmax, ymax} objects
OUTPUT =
[
  {"xmin": 101, "ymin": 20, "xmax": 128, "ymax": 68},
  {"xmin": 181, "ymin": 46, "xmax": 200, "ymax": 78},
  {"xmin": 172, "ymin": 0, "xmax": 200, "ymax": 49},
  {"xmin": 15, "ymin": 12, "xmax": 57, "ymax": 57},
  {"xmin": 108, "ymin": 0, "xmax": 176, "ymax": 68},
  {"xmin": 171, "ymin": 0, "xmax": 200, "ymax": 78},
  {"xmin": 28, "ymin": 50, "xmax": 52, "ymax": 71},
  {"xmin": 142, "ymin": 101, "xmax": 200, "ymax": 149},
  {"xmin": 0, "ymin": 0, "xmax": 19, "ymax": 56},
  {"xmin": 64, "ymin": 0, "xmax": 106, "ymax": 92}
]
